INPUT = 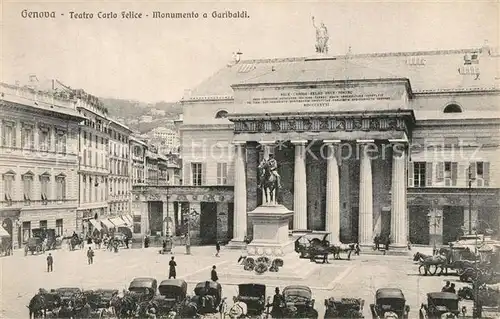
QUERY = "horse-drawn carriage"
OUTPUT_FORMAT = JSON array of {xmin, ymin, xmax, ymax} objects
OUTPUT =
[
  {"xmin": 419, "ymin": 292, "xmax": 462, "ymax": 319},
  {"xmin": 324, "ymin": 297, "xmax": 365, "ymax": 318},
  {"xmin": 189, "ymin": 280, "xmax": 226, "ymax": 316},
  {"xmin": 294, "ymin": 231, "xmax": 330, "ymax": 259},
  {"xmin": 146, "ymin": 279, "xmax": 188, "ymax": 317},
  {"xmin": 32, "ymin": 228, "xmax": 61, "ymax": 251},
  {"xmin": 84, "ymin": 289, "xmax": 119, "ymax": 311},
  {"xmin": 128, "ymin": 277, "xmax": 158, "ymax": 301},
  {"xmin": 24, "ymin": 237, "xmax": 45, "ymax": 256},
  {"xmin": 281, "ymin": 285, "xmax": 318, "ymax": 318},
  {"xmin": 370, "ymin": 288, "xmax": 410, "ymax": 319},
  {"xmin": 54, "ymin": 287, "xmax": 82, "ymax": 303},
  {"xmin": 225, "ymin": 283, "xmax": 268, "ymax": 318},
  {"xmin": 28, "ymin": 289, "xmax": 62, "ymax": 318}
]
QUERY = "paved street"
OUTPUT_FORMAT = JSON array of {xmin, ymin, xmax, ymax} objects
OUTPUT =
[{"xmin": 1, "ymin": 245, "xmax": 478, "ymax": 319}]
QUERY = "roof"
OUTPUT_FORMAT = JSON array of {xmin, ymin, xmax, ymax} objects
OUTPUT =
[
  {"xmin": 376, "ymin": 288, "xmax": 405, "ymax": 299},
  {"xmin": 427, "ymin": 292, "xmax": 459, "ymax": 300},
  {"xmin": 159, "ymin": 279, "xmax": 187, "ymax": 287},
  {"xmin": 185, "ymin": 47, "xmax": 499, "ymax": 100}
]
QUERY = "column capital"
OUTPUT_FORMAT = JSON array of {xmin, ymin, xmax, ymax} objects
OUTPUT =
[
  {"xmin": 290, "ymin": 140, "xmax": 308, "ymax": 145},
  {"xmin": 258, "ymin": 140, "xmax": 276, "ymax": 145},
  {"xmin": 323, "ymin": 139, "xmax": 341, "ymax": 145},
  {"xmin": 232, "ymin": 141, "xmax": 246, "ymax": 146},
  {"xmin": 356, "ymin": 139, "xmax": 375, "ymax": 144},
  {"xmin": 388, "ymin": 138, "xmax": 409, "ymax": 144}
]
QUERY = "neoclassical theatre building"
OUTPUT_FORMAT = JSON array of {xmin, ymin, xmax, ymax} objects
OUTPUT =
[{"xmin": 135, "ymin": 44, "xmax": 500, "ymax": 248}]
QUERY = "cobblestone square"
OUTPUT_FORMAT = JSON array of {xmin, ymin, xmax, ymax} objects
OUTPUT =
[{"xmin": 0, "ymin": 246, "xmax": 481, "ymax": 319}]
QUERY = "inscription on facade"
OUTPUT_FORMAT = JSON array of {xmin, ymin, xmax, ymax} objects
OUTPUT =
[{"xmin": 249, "ymin": 89, "xmax": 393, "ymax": 108}]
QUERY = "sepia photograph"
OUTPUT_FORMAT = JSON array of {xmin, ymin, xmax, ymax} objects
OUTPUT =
[{"xmin": 1, "ymin": 0, "xmax": 499, "ymax": 318}]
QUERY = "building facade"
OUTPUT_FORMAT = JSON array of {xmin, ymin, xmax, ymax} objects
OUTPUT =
[
  {"xmin": 132, "ymin": 44, "xmax": 500, "ymax": 248},
  {"xmin": 0, "ymin": 83, "xmax": 83, "ymax": 249},
  {"xmin": 76, "ymin": 94, "xmax": 111, "ymax": 234}
]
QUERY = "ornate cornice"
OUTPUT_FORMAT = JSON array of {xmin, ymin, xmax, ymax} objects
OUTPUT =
[{"xmin": 231, "ymin": 111, "xmax": 415, "ymax": 136}]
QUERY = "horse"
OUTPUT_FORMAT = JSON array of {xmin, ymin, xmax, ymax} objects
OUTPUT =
[
  {"xmin": 258, "ymin": 161, "xmax": 278, "ymax": 204},
  {"xmin": 331, "ymin": 243, "xmax": 356, "ymax": 260},
  {"xmin": 27, "ymin": 294, "xmax": 46, "ymax": 319},
  {"xmin": 413, "ymin": 252, "xmax": 447, "ymax": 275}
]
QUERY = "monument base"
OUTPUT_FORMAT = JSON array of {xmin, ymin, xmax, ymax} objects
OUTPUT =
[
  {"xmin": 225, "ymin": 239, "xmax": 247, "ymax": 250},
  {"xmin": 246, "ymin": 204, "xmax": 294, "ymax": 257}
]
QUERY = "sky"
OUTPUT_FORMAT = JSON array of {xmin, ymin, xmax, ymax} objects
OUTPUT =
[{"xmin": 1, "ymin": 0, "xmax": 498, "ymax": 103}]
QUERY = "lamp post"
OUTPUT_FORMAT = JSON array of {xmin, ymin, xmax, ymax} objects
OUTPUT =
[
  {"xmin": 467, "ymin": 165, "xmax": 476, "ymax": 235},
  {"xmin": 427, "ymin": 209, "xmax": 441, "ymax": 255},
  {"xmin": 185, "ymin": 208, "xmax": 199, "ymax": 255}
]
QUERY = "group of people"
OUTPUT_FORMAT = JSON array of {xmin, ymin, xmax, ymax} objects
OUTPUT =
[{"xmin": 441, "ymin": 281, "xmax": 457, "ymax": 293}]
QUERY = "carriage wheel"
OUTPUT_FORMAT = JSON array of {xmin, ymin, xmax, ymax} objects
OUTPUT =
[
  {"xmin": 418, "ymin": 265, "xmax": 427, "ymax": 275},
  {"xmin": 428, "ymin": 265, "xmax": 438, "ymax": 275}
]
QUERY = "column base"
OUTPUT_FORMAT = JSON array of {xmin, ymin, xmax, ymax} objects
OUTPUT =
[{"xmin": 226, "ymin": 239, "xmax": 247, "ymax": 250}]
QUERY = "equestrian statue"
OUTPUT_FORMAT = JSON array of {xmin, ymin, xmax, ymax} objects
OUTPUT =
[{"xmin": 258, "ymin": 153, "xmax": 282, "ymax": 205}]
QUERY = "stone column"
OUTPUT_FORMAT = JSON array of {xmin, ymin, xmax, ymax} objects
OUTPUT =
[
  {"xmin": 358, "ymin": 140, "xmax": 374, "ymax": 246},
  {"xmin": 324, "ymin": 140, "xmax": 341, "ymax": 243},
  {"xmin": 390, "ymin": 141, "xmax": 408, "ymax": 248},
  {"xmin": 163, "ymin": 200, "xmax": 175, "ymax": 236},
  {"xmin": 292, "ymin": 140, "xmax": 308, "ymax": 230},
  {"xmin": 229, "ymin": 142, "xmax": 247, "ymax": 245}
]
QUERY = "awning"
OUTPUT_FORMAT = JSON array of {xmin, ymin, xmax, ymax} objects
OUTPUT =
[
  {"xmin": 101, "ymin": 219, "xmax": 115, "ymax": 229},
  {"xmin": 0, "ymin": 226, "xmax": 10, "ymax": 238},
  {"xmin": 110, "ymin": 217, "xmax": 126, "ymax": 227},
  {"xmin": 124, "ymin": 215, "xmax": 133, "ymax": 225},
  {"xmin": 89, "ymin": 219, "xmax": 102, "ymax": 231}
]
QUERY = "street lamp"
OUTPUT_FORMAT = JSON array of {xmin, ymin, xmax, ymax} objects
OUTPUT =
[
  {"xmin": 184, "ymin": 208, "xmax": 199, "ymax": 255},
  {"xmin": 427, "ymin": 210, "xmax": 441, "ymax": 255},
  {"xmin": 467, "ymin": 165, "xmax": 476, "ymax": 235}
]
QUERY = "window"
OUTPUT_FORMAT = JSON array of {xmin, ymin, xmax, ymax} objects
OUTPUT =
[
  {"xmin": 22, "ymin": 172, "xmax": 34, "ymax": 201},
  {"xmin": 22, "ymin": 221, "xmax": 31, "ymax": 242},
  {"xmin": 55, "ymin": 131, "xmax": 67, "ymax": 153},
  {"xmin": 217, "ymin": 163, "xmax": 228, "ymax": 185},
  {"xmin": 2, "ymin": 171, "xmax": 15, "ymax": 201},
  {"xmin": 2, "ymin": 121, "xmax": 16, "ymax": 147},
  {"xmin": 83, "ymin": 175, "xmax": 87, "ymax": 202},
  {"xmin": 476, "ymin": 162, "xmax": 484, "ymax": 177},
  {"xmin": 56, "ymin": 175, "xmax": 66, "ymax": 200},
  {"xmin": 88, "ymin": 150, "xmax": 92, "ymax": 166},
  {"xmin": 39, "ymin": 126, "xmax": 51, "ymax": 151},
  {"xmin": 39, "ymin": 220, "xmax": 47, "ymax": 229},
  {"xmin": 56, "ymin": 219, "xmax": 63, "ymax": 236},
  {"xmin": 215, "ymin": 110, "xmax": 228, "ymax": 119},
  {"xmin": 21, "ymin": 124, "xmax": 34, "ymax": 149},
  {"xmin": 191, "ymin": 163, "xmax": 203, "ymax": 185},
  {"xmin": 40, "ymin": 174, "xmax": 50, "ymax": 200},
  {"xmin": 413, "ymin": 162, "xmax": 426, "ymax": 187},
  {"xmin": 444, "ymin": 162, "xmax": 452, "ymax": 178},
  {"xmin": 443, "ymin": 104, "xmax": 462, "ymax": 113},
  {"xmin": 84, "ymin": 131, "xmax": 87, "ymax": 146}
]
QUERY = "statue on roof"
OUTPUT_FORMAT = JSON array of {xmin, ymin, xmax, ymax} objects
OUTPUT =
[{"xmin": 312, "ymin": 16, "xmax": 329, "ymax": 54}]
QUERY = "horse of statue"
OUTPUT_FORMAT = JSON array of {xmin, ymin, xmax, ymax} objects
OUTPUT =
[
  {"xmin": 413, "ymin": 252, "xmax": 447, "ymax": 275},
  {"xmin": 258, "ymin": 160, "xmax": 278, "ymax": 204}
]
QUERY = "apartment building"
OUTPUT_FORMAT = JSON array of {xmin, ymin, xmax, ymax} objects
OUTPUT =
[{"xmin": 0, "ymin": 83, "xmax": 83, "ymax": 249}]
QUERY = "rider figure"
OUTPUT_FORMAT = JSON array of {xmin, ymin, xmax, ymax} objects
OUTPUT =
[{"xmin": 260, "ymin": 154, "xmax": 281, "ymax": 189}]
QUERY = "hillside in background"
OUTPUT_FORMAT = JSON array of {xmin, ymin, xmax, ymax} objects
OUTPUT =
[{"xmin": 101, "ymin": 97, "xmax": 183, "ymax": 133}]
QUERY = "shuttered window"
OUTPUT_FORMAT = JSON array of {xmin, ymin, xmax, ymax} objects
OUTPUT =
[
  {"xmin": 413, "ymin": 162, "xmax": 426, "ymax": 187},
  {"xmin": 217, "ymin": 163, "xmax": 228, "ymax": 185},
  {"xmin": 426, "ymin": 162, "xmax": 434, "ymax": 186},
  {"xmin": 191, "ymin": 163, "xmax": 203, "ymax": 186}
]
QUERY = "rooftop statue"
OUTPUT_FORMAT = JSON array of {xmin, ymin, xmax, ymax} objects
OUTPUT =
[{"xmin": 312, "ymin": 16, "xmax": 329, "ymax": 54}]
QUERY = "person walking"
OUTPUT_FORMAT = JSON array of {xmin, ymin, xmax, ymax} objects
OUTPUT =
[
  {"xmin": 270, "ymin": 287, "xmax": 284, "ymax": 318},
  {"xmin": 87, "ymin": 247, "xmax": 94, "ymax": 265},
  {"xmin": 215, "ymin": 241, "xmax": 221, "ymax": 257},
  {"xmin": 211, "ymin": 265, "xmax": 219, "ymax": 282},
  {"xmin": 169, "ymin": 256, "xmax": 177, "ymax": 279},
  {"xmin": 442, "ymin": 281, "xmax": 451, "ymax": 292},
  {"xmin": 46, "ymin": 253, "xmax": 53, "ymax": 272}
]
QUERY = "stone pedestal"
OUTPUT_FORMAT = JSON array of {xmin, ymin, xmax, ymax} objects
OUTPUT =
[{"xmin": 246, "ymin": 204, "xmax": 294, "ymax": 256}]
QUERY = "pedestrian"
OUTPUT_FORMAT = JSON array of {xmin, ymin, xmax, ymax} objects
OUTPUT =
[
  {"xmin": 354, "ymin": 243, "xmax": 360, "ymax": 256},
  {"xmin": 169, "ymin": 256, "xmax": 177, "ymax": 279},
  {"xmin": 46, "ymin": 253, "xmax": 53, "ymax": 272},
  {"xmin": 215, "ymin": 241, "xmax": 221, "ymax": 257},
  {"xmin": 449, "ymin": 283, "xmax": 456, "ymax": 294},
  {"xmin": 374, "ymin": 234, "xmax": 380, "ymax": 251},
  {"xmin": 87, "ymin": 247, "xmax": 94, "ymax": 264},
  {"xmin": 144, "ymin": 236, "xmax": 150, "ymax": 248},
  {"xmin": 442, "ymin": 281, "xmax": 451, "ymax": 292},
  {"xmin": 211, "ymin": 265, "xmax": 219, "ymax": 282},
  {"xmin": 270, "ymin": 287, "xmax": 284, "ymax": 318},
  {"xmin": 125, "ymin": 237, "xmax": 129, "ymax": 249},
  {"xmin": 385, "ymin": 234, "xmax": 391, "ymax": 251}
]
